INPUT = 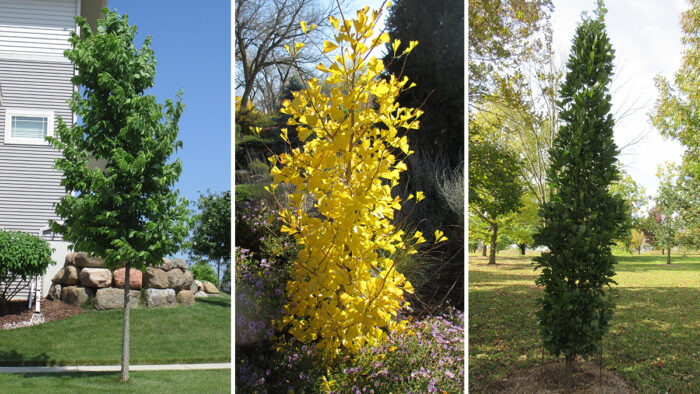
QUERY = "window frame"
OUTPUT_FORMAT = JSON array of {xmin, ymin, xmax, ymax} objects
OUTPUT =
[{"xmin": 3, "ymin": 108, "xmax": 55, "ymax": 145}]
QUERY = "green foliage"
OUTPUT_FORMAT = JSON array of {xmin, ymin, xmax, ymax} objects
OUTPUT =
[
  {"xmin": 47, "ymin": 9, "xmax": 190, "ymax": 271},
  {"xmin": 190, "ymin": 260, "xmax": 219, "ymax": 287},
  {"xmin": 533, "ymin": 9, "xmax": 626, "ymax": 376},
  {"xmin": 189, "ymin": 190, "xmax": 231, "ymax": 283},
  {"xmin": 384, "ymin": 0, "xmax": 464, "ymax": 165},
  {"xmin": 469, "ymin": 122, "xmax": 524, "ymax": 264},
  {"xmin": 650, "ymin": 1, "xmax": 700, "ymax": 177},
  {"xmin": 0, "ymin": 231, "xmax": 54, "ymax": 311}
]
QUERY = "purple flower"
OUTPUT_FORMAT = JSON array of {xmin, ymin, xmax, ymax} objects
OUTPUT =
[
  {"xmin": 275, "ymin": 288, "xmax": 282, "ymax": 295},
  {"xmin": 256, "ymin": 320, "xmax": 265, "ymax": 329},
  {"xmin": 445, "ymin": 369, "xmax": 455, "ymax": 379},
  {"xmin": 256, "ymin": 280, "xmax": 264, "ymax": 289},
  {"xmin": 266, "ymin": 327, "xmax": 274, "ymax": 337}
]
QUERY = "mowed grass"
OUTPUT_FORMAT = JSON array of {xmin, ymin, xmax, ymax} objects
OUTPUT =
[
  {"xmin": 0, "ymin": 295, "xmax": 231, "ymax": 366},
  {"xmin": 0, "ymin": 369, "xmax": 230, "ymax": 393},
  {"xmin": 469, "ymin": 253, "xmax": 700, "ymax": 392}
]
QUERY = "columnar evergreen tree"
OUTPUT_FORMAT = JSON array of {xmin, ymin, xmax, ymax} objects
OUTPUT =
[
  {"xmin": 48, "ymin": 10, "xmax": 190, "ymax": 382},
  {"xmin": 532, "ymin": 4, "xmax": 626, "ymax": 389}
]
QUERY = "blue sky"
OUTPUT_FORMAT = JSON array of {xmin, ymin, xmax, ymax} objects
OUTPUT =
[{"xmin": 109, "ymin": 0, "xmax": 231, "ymax": 203}]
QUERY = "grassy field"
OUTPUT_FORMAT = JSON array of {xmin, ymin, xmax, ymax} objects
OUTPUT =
[
  {"xmin": 469, "ymin": 253, "xmax": 700, "ymax": 392},
  {"xmin": 0, "ymin": 295, "xmax": 231, "ymax": 366},
  {"xmin": 0, "ymin": 369, "xmax": 230, "ymax": 393}
]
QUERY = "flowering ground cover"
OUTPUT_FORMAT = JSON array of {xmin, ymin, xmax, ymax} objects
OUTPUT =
[
  {"xmin": 235, "ymin": 199, "xmax": 465, "ymax": 392},
  {"xmin": 469, "ymin": 253, "xmax": 700, "ymax": 392}
]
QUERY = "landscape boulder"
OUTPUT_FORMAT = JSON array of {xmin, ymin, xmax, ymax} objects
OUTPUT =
[
  {"xmin": 160, "ymin": 258, "xmax": 173, "ymax": 272},
  {"xmin": 51, "ymin": 268, "xmax": 65, "ymax": 284},
  {"xmin": 47, "ymin": 283, "xmax": 62, "ymax": 301},
  {"xmin": 189, "ymin": 281, "xmax": 199, "ymax": 293},
  {"xmin": 143, "ymin": 267, "xmax": 169, "ymax": 289},
  {"xmin": 195, "ymin": 291, "xmax": 208, "ymax": 298},
  {"xmin": 62, "ymin": 266, "xmax": 80, "ymax": 286},
  {"xmin": 61, "ymin": 286, "xmax": 95, "ymax": 306},
  {"xmin": 113, "ymin": 268, "xmax": 143, "ymax": 290},
  {"xmin": 181, "ymin": 270, "xmax": 194, "ymax": 291},
  {"xmin": 144, "ymin": 288, "xmax": 176, "ymax": 308},
  {"xmin": 74, "ymin": 252, "xmax": 104, "ymax": 268},
  {"xmin": 93, "ymin": 288, "xmax": 140, "ymax": 310},
  {"xmin": 166, "ymin": 268, "xmax": 185, "ymax": 290},
  {"xmin": 176, "ymin": 290, "xmax": 195, "ymax": 305},
  {"xmin": 171, "ymin": 258, "xmax": 187, "ymax": 271},
  {"xmin": 64, "ymin": 252, "xmax": 76, "ymax": 266},
  {"xmin": 79, "ymin": 268, "xmax": 112, "ymax": 288},
  {"xmin": 202, "ymin": 281, "xmax": 219, "ymax": 294}
]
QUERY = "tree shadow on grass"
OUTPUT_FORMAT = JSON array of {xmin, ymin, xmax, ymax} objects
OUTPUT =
[
  {"xmin": 196, "ymin": 297, "xmax": 231, "ymax": 307},
  {"xmin": 0, "ymin": 350, "xmax": 55, "ymax": 366}
]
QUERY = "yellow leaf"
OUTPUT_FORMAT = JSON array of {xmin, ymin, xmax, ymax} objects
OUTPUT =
[
  {"xmin": 416, "ymin": 191, "xmax": 425, "ymax": 202},
  {"xmin": 295, "ymin": 42, "xmax": 305, "ymax": 52},
  {"xmin": 434, "ymin": 229, "xmax": 447, "ymax": 243},
  {"xmin": 379, "ymin": 32, "xmax": 390, "ymax": 43},
  {"xmin": 323, "ymin": 40, "xmax": 338, "ymax": 53},
  {"xmin": 300, "ymin": 20, "xmax": 308, "ymax": 33},
  {"xmin": 392, "ymin": 39, "xmax": 401, "ymax": 55}
]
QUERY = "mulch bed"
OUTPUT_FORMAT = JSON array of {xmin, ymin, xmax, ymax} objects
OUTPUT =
[
  {"xmin": 493, "ymin": 359, "xmax": 633, "ymax": 393},
  {"xmin": 0, "ymin": 299, "xmax": 84, "ymax": 329}
]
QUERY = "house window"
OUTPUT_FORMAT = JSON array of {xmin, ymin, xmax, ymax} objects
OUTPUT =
[{"xmin": 3, "ymin": 108, "xmax": 54, "ymax": 145}]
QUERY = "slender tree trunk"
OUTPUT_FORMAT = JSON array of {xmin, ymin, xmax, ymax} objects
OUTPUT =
[
  {"xmin": 667, "ymin": 251, "xmax": 671, "ymax": 265},
  {"xmin": 662, "ymin": 248, "xmax": 665, "ymax": 255},
  {"xmin": 482, "ymin": 244, "xmax": 487, "ymax": 256},
  {"xmin": 489, "ymin": 222, "xmax": 498, "ymax": 265},
  {"xmin": 565, "ymin": 354, "xmax": 574, "ymax": 390},
  {"xmin": 121, "ymin": 262, "xmax": 131, "ymax": 382},
  {"xmin": 519, "ymin": 243, "xmax": 526, "ymax": 255}
]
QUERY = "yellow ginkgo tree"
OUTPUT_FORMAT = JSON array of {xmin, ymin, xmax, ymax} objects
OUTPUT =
[{"xmin": 259, "ymin": 3, "xmax": 446, "ymax": 356}]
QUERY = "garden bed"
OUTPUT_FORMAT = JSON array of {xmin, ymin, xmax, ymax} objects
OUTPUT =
[{"xmin": 0, "ymin": 299, "xmax": 83, "ymax": 330}]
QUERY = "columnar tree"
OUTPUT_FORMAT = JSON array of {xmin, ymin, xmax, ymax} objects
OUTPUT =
[
  {"xmin": 48, "ymin": 10, "xmax": 190, "ymax": 382},
  {"xmin": 533, "ymin": 5, "xmax": 626, "ymax": 389}
]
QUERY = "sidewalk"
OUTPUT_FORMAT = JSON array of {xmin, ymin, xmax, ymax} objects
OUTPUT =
[{"xmin": 0, "ymin": 363, "xmax": 231, "ymax": 373}]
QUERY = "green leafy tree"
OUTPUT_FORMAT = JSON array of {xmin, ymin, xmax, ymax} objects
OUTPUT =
[
  {"xmin": 650, "ymin": 0, "xmax": 700, "ymax": 178},
  {"xmin": 189, "ymin": 190, "xmax": 231, "ymax": 286},
  {"xmin": 190, "ymin": 259, "xmax": 220, "ymax": 287},
  {"xmin": 502, "ymin": 192, "xmax": 540, "ymax": 255},
  {"xmin": 532, "ymin": 5, "xmax": 626, "ymax": 389},
  {"xmin": 610, "ymin": 167, "xmax": 649, "ymax": 251},
  {"xmin": 469, "ymin": 123, "xmax": 524, "ymax": 265},
  {"xmin": 0, "ymin": 231, "xmax": 53, "ymax": 313},
  {"xmin": 48, "ymin": 10, "xmax": 190, "ymax": 382}
]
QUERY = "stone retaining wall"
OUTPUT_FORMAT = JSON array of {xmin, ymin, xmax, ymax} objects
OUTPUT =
[{"xmin": 47, "ymin": 253, "xmax": 220, "ymax": 310}]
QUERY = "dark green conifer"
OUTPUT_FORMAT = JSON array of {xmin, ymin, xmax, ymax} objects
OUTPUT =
[{"xmin": 533, "ymin": 3, "xmax": 626, "ymax": 389}]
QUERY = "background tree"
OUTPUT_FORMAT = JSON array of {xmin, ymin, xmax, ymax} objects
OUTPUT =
[
  {"xmin": 469, "ymin": 120, "xmax": 524, "ymax": 265},
  {"xmin": 383, "ymin": 0, "xmax": 465, "ymax": 309},
  {"xmin": 532, "ymin": 6, "xmax": 626, "ymax": 389},
  {"xmin": 501, "ymin": 192, "xmax": 540, "ymax": 255},
  {"xmin": 189, "ymin": 190, "xmax": 231, "ymax": 287},
  {"xmin": 235, "ymin": 0, "xmax": 341, "ymax": 109},
  {"xmin": 651, "ymin": 0, "xmax": 700, "ymax": 179},
  {"xmin": 48, "ymin": 10, "xmax": 190, "ymax": 382},
  {"xmin": 383, "ymin": 0, "xmax": 463, "ymax": 164},
  {"xmin": 610, "ymin": 168, "xmax": 649, "ymax": 252}
]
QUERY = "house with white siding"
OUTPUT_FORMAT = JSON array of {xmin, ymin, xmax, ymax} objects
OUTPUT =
[{"xmin": 0, "ymin": 0, "xmax": 106, "ymax": 299}]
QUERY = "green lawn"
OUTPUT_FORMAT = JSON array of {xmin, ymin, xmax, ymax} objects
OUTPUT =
[
  {"xmin": 0, "ymin": 369, "xmax": 230, "ymax": 393},
  {"xmin": 469, "ymin": 253, "xmax": 700, "ymax": 392},
  {"xmin": 0, "ymin": 295, "xmax": 231, "ymax": 366}
]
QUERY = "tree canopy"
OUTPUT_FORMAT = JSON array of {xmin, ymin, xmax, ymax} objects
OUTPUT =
[{"xmin": 189, "ymin": 190, "xmax": 231, "ymax": 285}]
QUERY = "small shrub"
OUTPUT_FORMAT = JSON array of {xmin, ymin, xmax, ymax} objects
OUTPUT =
[
  {"xmin": 191, "ymin": 260, "xmax": 219, "ymax": 287},
  {"xmin": 0, "ymin": 230, "xmax": 54, "ymax": 312}
]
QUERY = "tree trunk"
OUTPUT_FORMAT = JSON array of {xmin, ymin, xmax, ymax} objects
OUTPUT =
[
  {"xmin": 482, "ymin": 244, "xmax": 487, "ymax": 256},
  {"xmin": 667, "ymin": 251, "xmax": 671, "ymax": 265},
  {"xmin": 519, "ymin": 243, "xmax": 526, "ymax": 255},
  {"xmin": 565, "ymin": 354, "xmax": 574, "ymax": 391},
  {"xmin": 662, "ymin": 248, "xmax": 665, "ymax": 255},
  {"xmin": 121, "ymin": 262, "xmax": 131, "ymax": 382},
  {"xmin": 489, "ymin": 222, "xmax": 498, "ymax": 265}
]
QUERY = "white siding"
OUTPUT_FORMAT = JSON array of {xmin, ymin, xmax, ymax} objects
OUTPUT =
[
  {"xmin": 0, "ymin": 0, "xmax": 78, "ymax": 63},
  {"xmin": 0, "ymin": 59, "xmax": 73, "ymax": 236}
]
